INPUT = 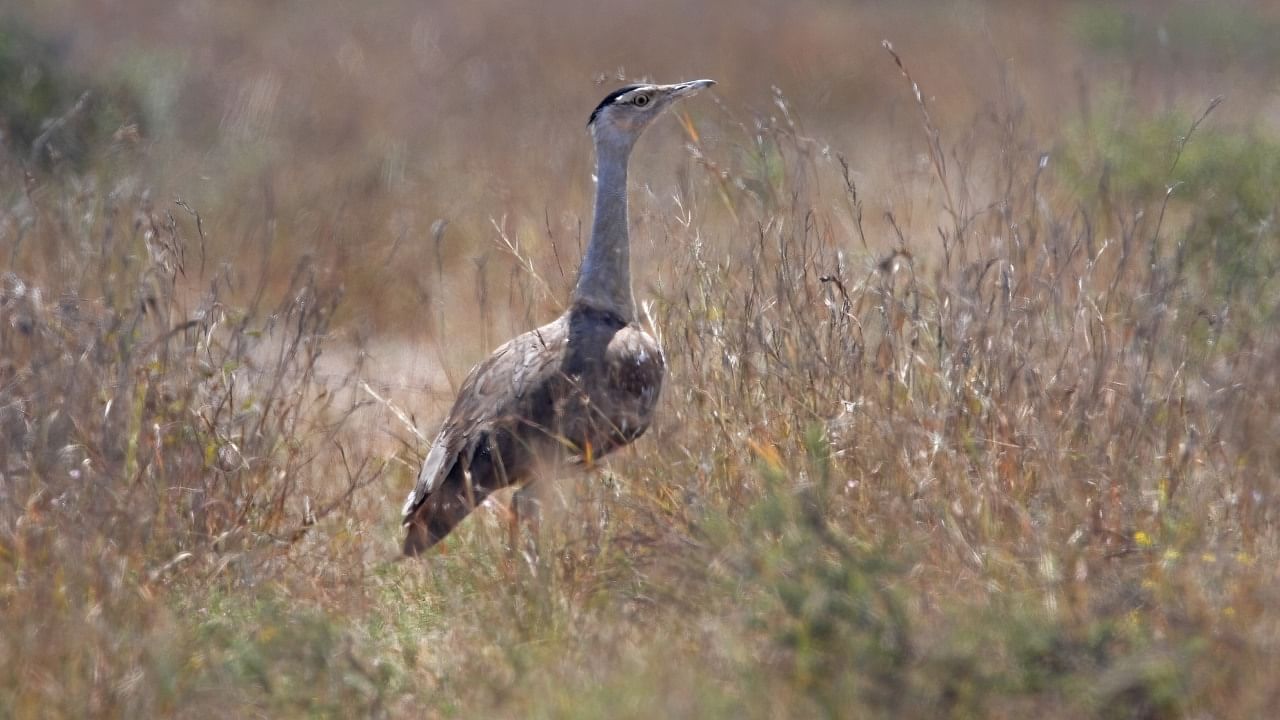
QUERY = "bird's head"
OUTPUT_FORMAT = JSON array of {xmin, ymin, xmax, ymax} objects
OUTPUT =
[{"xmin": 588, "ymin": 79, "xmax": 716, "ymax": 151}]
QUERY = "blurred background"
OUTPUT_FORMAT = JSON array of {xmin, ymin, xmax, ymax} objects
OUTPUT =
[
  {"xmin": 8, "ymin": 0, "xmax": 1279, "ymax": 395},
  {"xmin": 9, "ymin": 0, "xmax": 1278, "ymax": 314}
]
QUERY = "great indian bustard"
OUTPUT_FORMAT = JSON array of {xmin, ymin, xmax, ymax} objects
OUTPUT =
[{"xmin": 402, "ymin": 79, "xmax": 716, "ymax": 555}]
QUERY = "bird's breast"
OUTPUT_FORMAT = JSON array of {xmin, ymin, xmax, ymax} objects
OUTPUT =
[{"xmin": 555, "ymin": 322, "xmax": 663, "ymax": 451}]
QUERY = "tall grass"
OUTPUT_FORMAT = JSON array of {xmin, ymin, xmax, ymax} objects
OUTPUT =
[
  {"xmin": 2, "ymin": 4, "xmax": 1280, "ymax": 718},
  {"xmin": 0, "ymin": 156, "xmax": 390, "ymax": 714}
]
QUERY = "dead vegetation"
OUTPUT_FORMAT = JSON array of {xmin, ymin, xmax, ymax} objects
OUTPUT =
[{"xmin": 2, "ymin": 1, "xmax": 1279, "ymax": 717}]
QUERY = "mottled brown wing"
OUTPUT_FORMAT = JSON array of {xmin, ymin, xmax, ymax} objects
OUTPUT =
[{"xmin": 401, "ymin": 317, "xmax": 568, "ymax": 524}]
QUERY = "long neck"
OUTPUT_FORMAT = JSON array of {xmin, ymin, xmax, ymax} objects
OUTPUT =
[{"xmin": 572, "ymin": 139, "xmax": 635, "ymax": 321}]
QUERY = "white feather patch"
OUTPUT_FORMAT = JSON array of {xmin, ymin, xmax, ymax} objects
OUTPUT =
[{"xmin": 403, "ymin": 432, "xmax": 449, "ymax": 519}]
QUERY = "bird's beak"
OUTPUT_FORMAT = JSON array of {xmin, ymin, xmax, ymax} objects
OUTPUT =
[{"xmin": 666, "ymin": 79, "xmax": 717, "ymax": 99}]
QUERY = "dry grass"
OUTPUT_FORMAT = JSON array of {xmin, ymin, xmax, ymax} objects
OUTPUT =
[{"xmin": 3, "ymin": 1, "xmax": 1280, "ymax": 717}]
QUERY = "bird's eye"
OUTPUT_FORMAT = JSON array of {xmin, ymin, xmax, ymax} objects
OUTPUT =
[{"xmin": 633, "ymin": 94, "xmax": 650, "ymax": 107}]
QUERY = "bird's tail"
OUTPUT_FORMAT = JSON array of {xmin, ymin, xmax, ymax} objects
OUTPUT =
[
  {"xmin": 402, "ymin": 474, "xmax": 489, "ymax": 556},
  {"xmin": 402, "ymin": 517, "xmax": 436, "ymax": 557}
]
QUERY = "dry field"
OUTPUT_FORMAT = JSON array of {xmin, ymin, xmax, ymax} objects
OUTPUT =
[{"xmin": 3, "ymin": 1, "xmax": 1280, "ymax": 717}]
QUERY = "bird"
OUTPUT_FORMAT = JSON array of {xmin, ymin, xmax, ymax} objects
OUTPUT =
[{"xmin": 402, "ymin": 79, "xmax": 716, "ymax": 556}]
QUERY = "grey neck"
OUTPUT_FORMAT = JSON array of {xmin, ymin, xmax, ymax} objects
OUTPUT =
[{"xmin": 571, "ymin": 138, "xmax": 635, "ymax": 322}]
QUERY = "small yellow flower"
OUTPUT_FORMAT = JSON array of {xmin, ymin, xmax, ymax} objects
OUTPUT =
[{"xmin": 1134, "ymin": 531, "xmax": 1153, "ymax": 547}]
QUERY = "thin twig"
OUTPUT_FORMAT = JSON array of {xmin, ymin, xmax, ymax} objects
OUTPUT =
[{"xmin": 29, "ymin": 91, "xmax": 92, "ymax": 166}]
